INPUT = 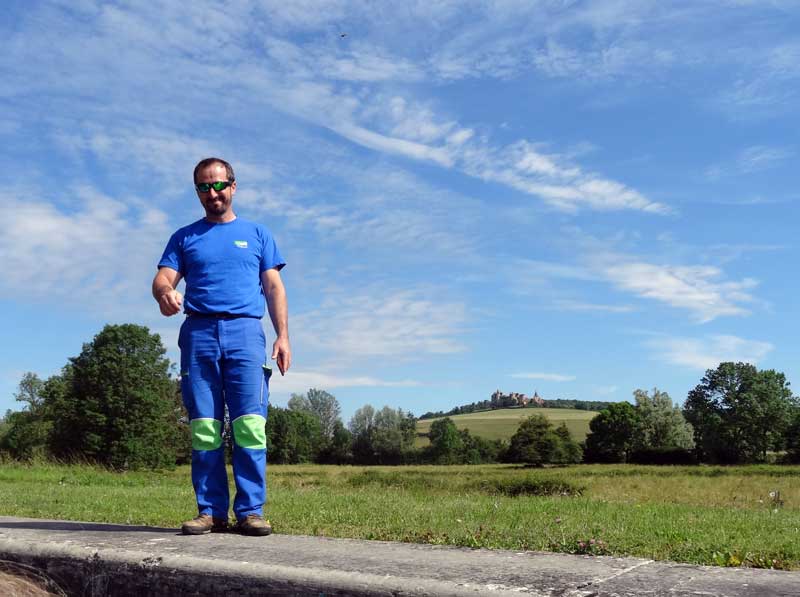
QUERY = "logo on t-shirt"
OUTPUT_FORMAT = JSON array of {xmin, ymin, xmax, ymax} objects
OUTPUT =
[{"xmin": 234, "ymin": 240, "xmax": 248, "ymax": 248}]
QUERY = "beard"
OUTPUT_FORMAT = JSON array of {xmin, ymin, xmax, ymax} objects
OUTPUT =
[{"xmin": 203, "ymin": 196, "xmax": 231, "ymax": 216}]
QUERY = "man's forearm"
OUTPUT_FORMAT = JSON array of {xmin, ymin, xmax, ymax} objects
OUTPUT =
[
  {"xmin": 267, "ymin": 285, "xmax": 289, "ymax": 339},
  {"xmin": 152, "ymin": 276, "xmax": 175, "ymax": 301},
  {"xmin": 262, "ymin": 269, "xmax": 291, "ymax": 374}
]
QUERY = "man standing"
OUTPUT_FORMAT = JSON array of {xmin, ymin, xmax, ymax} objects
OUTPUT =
[{"xmin": 152, "ymin": 157, "xmax": 290, "ymax": 536}]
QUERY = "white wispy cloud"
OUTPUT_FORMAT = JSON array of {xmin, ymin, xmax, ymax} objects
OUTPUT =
[
  {"xmin": 515, "ymin": 259, "xmax": 598, "ymax": 282},
  {"xmin": 648, "ymin": 334, "xmax": 774, "ymax": 370},
  {"xmin": 707, "ymin": 195, "xmax": 787, "ymax": 206},
  {"xmin": 737, "ymin": 145, "xmax": 794, "ymax": 172},
  {"xmin": 328, "ymin": 122, "xmax": 455, "ymax": 167},
  {"xmin": 530, "ymin": 38, "xmax": 676, "ymax": 81},
  {"xmin": 53, "ymin": 124, "xmax": 217, "ymax": 196},
  {"xmin": 14, "ymin": 2, "xmax": 799, "ymax": 118},
  {"xmin": 294, "ymin": 289, "xmax": 469, "ymax": 361},
  {"xmin": 3, "ymin": 190, "xmax": 170, "ymax": 308},
  {"xmin": 703, "ymin": 242, "xmax": 788, "ymax": 264},
  {"xmin": 459, "ymin": 140, "xmax": 669, "ymax": 213},
  {"xmin": 599, "ymin": 260, "xmax": 757, "ymax": 323},
  {"xmin": 592, "ymin": 385, "xmax": 619, "ymax": 396},
  {"xmin": 256, "ymin": 0, "xmax": 349, "ymax": 32},
  {"xmin": 511, "ymin": 372, "xmax": 576, "ymax": 382},
  {"xmin": 321, "ymin": 91, "xmax": 661, "ymax": 212},
  {"xmin": 270, "ymin": 370, "xmax": 421, "ymax": 396},
  {"xmin": 551, "ymin": 300, "xmax": 636, "ymax": 313},
  {"xmin": 238, "ymin": 161, "xmax": 484, "ymax": 262},
  {"xmin": 322, "ymin": 49, "xmax": 422, "ymax": 83},
  {"xmin": 5, "ymin": 2, "xmax": 668, "ymax": 216},
  {"xmin": 265, "ymin": 39, "xmax": 424, "ymax": 83},
  {"xmin": 400, "ymin": 3, "xmax": 800, "ymax": 121},
  {"xmin": 712, "ymin": 42, "xmax": 800, "ymax": 118},
  {"xmin": 507, "ymin": 249, "xmax": 758, "ymax": 322},
  {"xmin": 706, "ymin": 144, "xmax": 793, "ymax": 179},
  {"xmin": 387, "ymin": 97, "xmax": 469, "ymax": 144},
  {"xmin": 715, "ymin": 79, "xmax": 791, "ymax": 116}
]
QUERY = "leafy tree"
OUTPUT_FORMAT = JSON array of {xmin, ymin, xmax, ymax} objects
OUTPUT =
[
  {"xmin": 349, "ymin": 404, "xmax": 376, "ymax": 463},
  {"xmin": 460, "ymin": 432, "xmax": 505, "ymax": 464},
  {"xmin": 373, "ymin": 406, "xmax": 416, "ymax": 464},
  {"xmin": 506, "ymin": 414, "xmax": 581, "ymax": 466},
  {"xmin": 507, "ymin": 415, "xmax": 557, "ymax": 466},
  {"xmin": 349, "ymin": 405, "xmax": 416, "ymax": 464},
  {"xmin": 266, "ymin": 406, "xmax": 323, "ymax": 463},
  {"xmin": 349, "ymin": 404, "xmax": 375, "ymax": 436},
  {"xmin": 48, "ymin": 324, "xmax": 181, "ymax": 470},
  {"xmin": 15, "ymin": 372, "xmax": 45, "ymax": 411},
  {"xmin": 426, "ymin": 417, "xmax": 464, "ymax": 464},
  {"xmin": 632, "ymin": 388, "xmax": 694, "ymax": 451},
  {"xmin": 0, "ymin": 412, "xmax": 8, "ymax": 447},
  {"xmin": 1, "ymin": 412, "xmax": 51, "ymax": 460},
  {"xmin": 583, "ymin": 402, "xmax": 637, "ymax": 463},
  {"xmin": 0, "ymin": 372, "xmax": 59, "ymax": 460},
  {"xmin": 288, "ymin": 388, "xmax": 341, "ymax": 439},
  {"xmin": 553, "ymin": 422, "xmax": 584, "ymax": 463},
  {"xmin": 684, "ymin": 362, "xmax": 797, "ymax": 463},
  {"xmin": 420, "ymin": 418, "xmax": 504, "ymax": 464},
  {"xmin": 0, "ymin": 410, "xmax": 52, "ymax": 461},
  {"xmin": 287, "ymin": 393, "xmax": 311, "ymax": 412},
  {"xmin": 317, "ymin": 420, "xmax": 353, "ymax": 464}
]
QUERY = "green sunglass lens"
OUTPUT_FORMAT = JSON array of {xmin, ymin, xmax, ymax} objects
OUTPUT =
[{"xmin": 196, "ymin": 181, "xmax": 230, "ymax": 192}]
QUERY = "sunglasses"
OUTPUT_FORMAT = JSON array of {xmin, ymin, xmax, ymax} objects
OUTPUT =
[{"xmin": 195, "ymin": 180, "xmax": 233, "ymax": 193}]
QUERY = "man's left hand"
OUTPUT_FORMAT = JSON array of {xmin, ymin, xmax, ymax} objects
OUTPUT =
[{"xmin": 271, "ymin": 337, "xmax": 291, "ymax": 375}]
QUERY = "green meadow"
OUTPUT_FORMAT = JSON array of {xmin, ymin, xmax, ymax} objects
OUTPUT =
[
  {"xmin": 415, "ymin": 408, "xmax": 597, "ymax": 446},
  {"xmin": 1, "ymin": 461, "xmax": 798, "ymax": 570}
]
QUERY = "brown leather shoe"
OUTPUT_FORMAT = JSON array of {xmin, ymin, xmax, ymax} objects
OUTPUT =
[
  {"xmin": 181, "ymin": 514, "xmax": 229, "ymax": 535},
  {"xmin": 234, "ymin": 514, "xmax": 272, "ymax": 536}
]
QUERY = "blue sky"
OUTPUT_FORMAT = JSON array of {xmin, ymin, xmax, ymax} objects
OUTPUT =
[{"xmin": 3, "ymin": 1, "xmax": 799, "ymax": 422}]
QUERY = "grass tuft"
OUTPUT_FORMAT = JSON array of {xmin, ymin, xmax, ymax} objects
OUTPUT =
[{"xmin": 473, "ymin": 476, "xmax": 584, "ymax": 497}]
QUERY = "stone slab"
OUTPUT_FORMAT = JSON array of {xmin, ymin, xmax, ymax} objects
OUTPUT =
[{"xmin": 0, "ymin": 516, "xmax": 797, "ymax": 596}]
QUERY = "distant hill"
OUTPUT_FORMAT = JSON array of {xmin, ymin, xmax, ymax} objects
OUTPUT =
[
  {"xmin": 415, "ymin": 407, "xmax": 598, "ymax": 447},
  {"xmin": 419, "ymin": 398, "xmax": 615, "ymax": 420}
]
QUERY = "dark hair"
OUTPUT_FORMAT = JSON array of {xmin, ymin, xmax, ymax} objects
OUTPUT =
[{"xmin": 193, "ymin": 157, "xmax": 235, "ymax": 183}]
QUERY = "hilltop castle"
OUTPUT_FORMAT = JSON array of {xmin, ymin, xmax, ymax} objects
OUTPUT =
[{"xmin": 490, "ymin": 389, "xmax": 545, "ymax": 408}]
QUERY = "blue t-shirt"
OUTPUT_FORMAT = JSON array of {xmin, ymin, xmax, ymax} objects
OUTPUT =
[{"xmin": 158, "ymin": 218, "xmax": 285, "ymax": 318}]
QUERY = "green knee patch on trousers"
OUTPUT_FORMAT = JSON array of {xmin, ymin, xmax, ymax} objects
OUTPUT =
[
  {"xmin": 232, "ymin": 414, "xmax": 267, "ymax": 449},
  {"xmin": 190, "ymin": 418, "xmax": 223, "ymax": 451}
]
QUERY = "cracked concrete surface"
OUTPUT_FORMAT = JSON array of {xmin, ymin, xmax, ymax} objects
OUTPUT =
[{"xmin": 0, "ymin": 516, "xmax": 797, "ymax": 596}]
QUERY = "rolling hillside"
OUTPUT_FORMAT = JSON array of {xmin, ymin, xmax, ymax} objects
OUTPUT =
[{"xmin": 415, "ymin": 407, "xmax": 598, "ymax": 447}]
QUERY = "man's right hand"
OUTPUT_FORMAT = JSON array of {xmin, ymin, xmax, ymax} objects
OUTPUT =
[{"xmin": 158, "ymin": 289, "xmax": 183, "ymax": 316}]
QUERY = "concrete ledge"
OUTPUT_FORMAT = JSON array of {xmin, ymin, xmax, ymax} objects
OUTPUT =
[{"xmin": 0, "ymin": 516, "xmax": 797, "ymax": 596}]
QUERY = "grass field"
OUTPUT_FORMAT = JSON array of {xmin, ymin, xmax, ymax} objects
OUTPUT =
[
  {"xmin": 415, "ymin": 407, "xmax": 597, "ymax": 446},
  {"xmin": 1, "ymin": 461, "xmax": 798, "ymax": 570}
]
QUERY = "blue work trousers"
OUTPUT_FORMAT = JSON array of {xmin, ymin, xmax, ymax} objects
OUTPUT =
[{"xmin": 179, "ymin": 316, "xmax": 270, "ymax": 521}]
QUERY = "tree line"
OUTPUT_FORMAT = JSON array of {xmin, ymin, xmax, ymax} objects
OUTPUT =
[
  {"xmin": 0, "ymin": 324, "xmax": 579, "ymax": 467},
  {"xmin": 2, "ymin": 324, "xmax": 800, "ymax": 469},
  {"xmin": 420, "ymin": 398, "xmax": 615, "ymax": 420},
  {"xmin": 586, "ymin": 364, "xmax": 800, "ymax": 464}
]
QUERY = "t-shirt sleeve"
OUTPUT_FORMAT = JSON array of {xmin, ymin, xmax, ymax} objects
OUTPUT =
[
  {"xmin": 260, "ymin": 227, "xmax": 285, "ymax": 272},
  {"xmin": 158, "ymin": 231, "xmax": 184, "ymax": 274}
]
